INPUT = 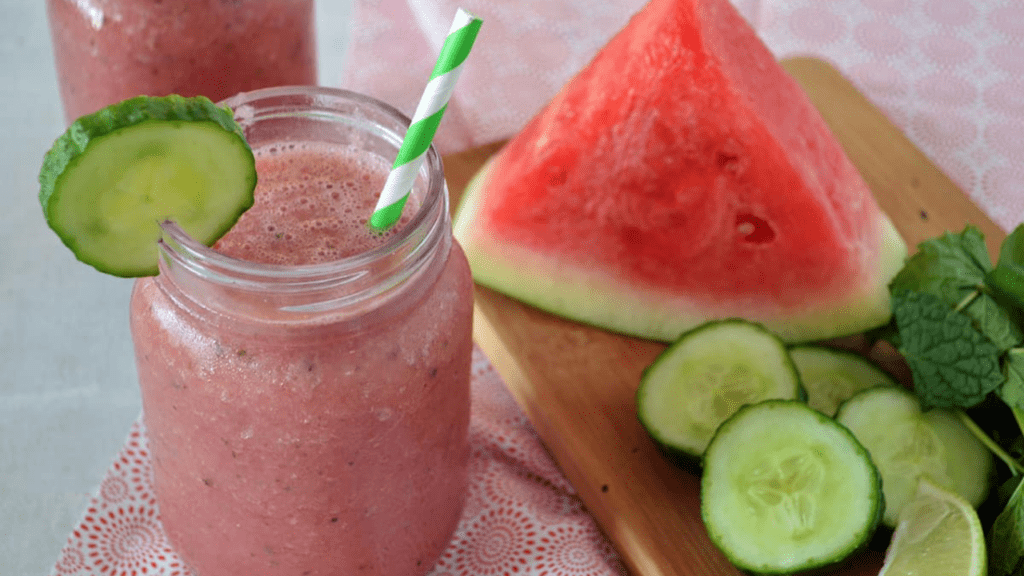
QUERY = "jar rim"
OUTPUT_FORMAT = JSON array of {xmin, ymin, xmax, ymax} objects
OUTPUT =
[{"xmin": 157, "ymin": 85, "xmax": 449, "ymax": 292}]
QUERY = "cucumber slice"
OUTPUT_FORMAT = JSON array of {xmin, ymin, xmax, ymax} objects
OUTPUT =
[
  {"xmin": 789, "ymin": 345, "xmax": 897, "ymax": 416},
  {"xmin": 636, "ymin": 319, "xmax": 803, "ymax": 465},
  {"xmin": 835, "ymin": 386, "xmax": 994, "ymax": 527},
  {"xmin": 39, "ymin": 95, "xmax": 256, "ymax": 277},
  {"xmin": 702, "ymin": 400, "xmax": 883, "ymax": 574}
]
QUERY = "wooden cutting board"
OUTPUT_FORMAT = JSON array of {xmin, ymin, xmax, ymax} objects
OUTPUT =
[{"xmin": 440, "ymin": 56, "xmax": 1007, "ymax": 576}]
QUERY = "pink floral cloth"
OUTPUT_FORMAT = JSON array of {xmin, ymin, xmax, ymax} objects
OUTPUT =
[
  {"xmin": 49, "ymin": 347, "xmax": 626, "ymax": 576},
  {"xmin": 53, "ymin": 1, "xmax": 1024, "ymax": 574}
]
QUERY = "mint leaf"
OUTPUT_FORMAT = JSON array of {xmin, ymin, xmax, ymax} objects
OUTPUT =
[
  {"xmin": 893, "ymin": 289, "xmax": 1003, "ymax": 409},
  {"xmin": 991, "ymin": 477, "xmax": 1024, "ymax": 576},
  {"xmin": 988, "ymin": 224, "xmax": 1024, "ymax": 313},
  {"xmin": 1004, "ymin": 349, "xmax": 1024, "ymax": 413},
  {"xmin": 890, "ymin": 225, "xmax": 993, "ymax": 296},
  {"xmin": 891, "ymin": 225, "xmax": 1021, "ymax": 351},
  {"xmin": 964, "ymin": 288, "xmax": 1023, "ymax": 351},
  {"xmin": 999, "ymin": 224, "xmax": 1024, "ymax": 269}
]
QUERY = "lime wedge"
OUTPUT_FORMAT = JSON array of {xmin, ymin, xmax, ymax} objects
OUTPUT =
[
  {"xmin": 39, "ymin": 95, "xmax": 257, "ymax": 277},
  {"xmin": 879, "ymin": 475, "xmax": 986, "ymax": 576}
]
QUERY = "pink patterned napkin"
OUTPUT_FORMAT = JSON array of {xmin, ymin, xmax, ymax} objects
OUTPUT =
[
  {"xmin": 49, "ymin": 347, "xmax": 626, "ymax": 576},
  {"xmin": 341, "ymin": 0, "xmax": 1024, "ymax": 231}
]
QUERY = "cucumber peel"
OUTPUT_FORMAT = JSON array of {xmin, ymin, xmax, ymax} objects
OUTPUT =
[{"xmin": 39, "ymin": 95, "xmax": 256, "ymax": 277}]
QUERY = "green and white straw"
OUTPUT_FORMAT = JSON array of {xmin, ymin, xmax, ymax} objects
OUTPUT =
[{"xmin": 369, "ymin": 8, "xmax": 483, "ymax": 230}]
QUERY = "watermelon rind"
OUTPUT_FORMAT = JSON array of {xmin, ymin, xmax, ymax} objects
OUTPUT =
[{"xmin": 455, "ymin": 160, "xmax": 907, "ymax": 344}]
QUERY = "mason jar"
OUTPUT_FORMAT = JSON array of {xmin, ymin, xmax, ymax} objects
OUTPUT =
[
  {"xmin": 46, "ymin": 0, "xmax": 317, "ymax": 123},
  {"xmin": 129, "ymin": 86, "xmax": 473, "ymax": 576}
]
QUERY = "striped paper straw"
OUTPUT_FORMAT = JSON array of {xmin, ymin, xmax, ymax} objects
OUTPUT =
[{"xmin": 369, "ymin": 8, "xmax": 483, "ymax": 230}]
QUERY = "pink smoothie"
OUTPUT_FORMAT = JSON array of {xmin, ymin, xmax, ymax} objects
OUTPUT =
[
  {"xmin": 47, "ymin": 0, "xmax": 317, "ymax": 123},
  {"xmin": 130, "ymin": 142, "xmax": 473, "ymax": 576}
]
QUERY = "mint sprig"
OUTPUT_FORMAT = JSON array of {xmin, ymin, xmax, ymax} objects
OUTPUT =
[
  {"xmin": 891, "ymin": 226, "xmax": 1021, "ymax": 351},
  {"xmin": 888, "ymin": 224, "xmax": 1024, "ymax": 576},
  {"xmin": 890, "ymin": 226, "xmax": 1022, "ymax": 410}
]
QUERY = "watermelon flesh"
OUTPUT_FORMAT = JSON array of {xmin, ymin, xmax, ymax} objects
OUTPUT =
[{"xmin": 454, "ymin": 0, "xmax": 907, "ymax": 343}]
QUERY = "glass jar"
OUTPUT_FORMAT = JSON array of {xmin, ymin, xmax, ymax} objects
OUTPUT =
[
  {"xmin": 129, "ymin": 86, "xmax": 473, "ymax": 576},
  {"xmin": 46, "ymin": 0, "xmax": 317, "ymax": 123}
]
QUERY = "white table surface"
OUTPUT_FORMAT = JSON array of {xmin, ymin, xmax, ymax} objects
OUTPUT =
[{"xmin": 0, "ymin": 2, "xmax": 353, "ymax": 573}]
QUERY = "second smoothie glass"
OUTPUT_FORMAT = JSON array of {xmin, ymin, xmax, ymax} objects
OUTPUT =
[{"xmin": 46, "ymin": 0, "xmax": 318, "ymax": 123}]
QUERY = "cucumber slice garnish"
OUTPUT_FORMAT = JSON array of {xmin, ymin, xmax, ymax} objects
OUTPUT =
[
  {"xmin": 835, "ymin": 386, "xmax": 994, "ymax": 527},
  {"xmin": 789, "ymin": 345, "xmax": 898, "ymax": 416},
  {"xmin": 39, "ymin": 95, "xmax": 256, "ymax": 277},
  {"xmin": 702, "ymin": 400, "xmax": 883, "ymax": 574},
  {"xmin": 636, "ymin": 319, "xmax": 804, "ymax": 465}
]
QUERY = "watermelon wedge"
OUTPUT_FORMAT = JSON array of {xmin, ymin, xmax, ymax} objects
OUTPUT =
[{"xmin": 454, "ymin": 0, "xmax": 907, "ymax": 343}]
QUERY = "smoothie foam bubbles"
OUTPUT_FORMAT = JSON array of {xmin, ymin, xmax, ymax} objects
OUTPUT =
[{"xmin": 215, "ymin": 141, "xmax": 422, "ymax": 266}]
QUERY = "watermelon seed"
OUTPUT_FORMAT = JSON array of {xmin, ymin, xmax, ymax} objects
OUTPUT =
[
  {"xmin": 622, "ymin": 226, "xmax": 643, "ymax": 245},
  {"xmin": 716, "ymin": 151, "xmax": 740, "ymax": 172},
  {"xmin": 547, "ymin": 166, "xmax": 568, "ymax": 186},
  {"xmin": 736, "ymin": 213, "xmax": 775, "ymax": 244}
]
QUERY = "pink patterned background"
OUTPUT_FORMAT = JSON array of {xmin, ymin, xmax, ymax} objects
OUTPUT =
[{"xmin": 51, "ymin": 1, "xmax": 1024, "ymax": 574}]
